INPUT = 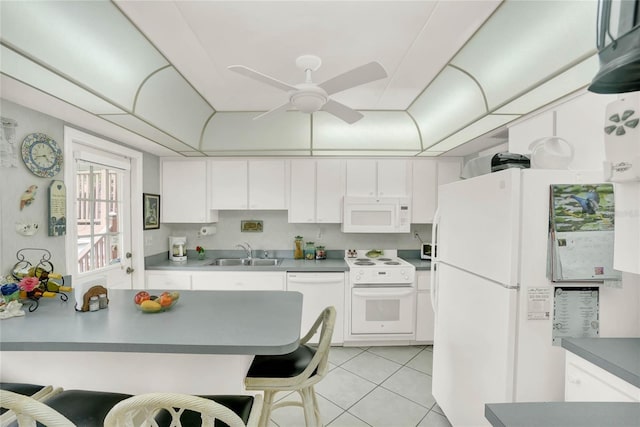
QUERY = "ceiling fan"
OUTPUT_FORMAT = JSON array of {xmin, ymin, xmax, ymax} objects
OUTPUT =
[{"xmin": 228, "ymin": 55, "xmax": 387, "ymax": 124}]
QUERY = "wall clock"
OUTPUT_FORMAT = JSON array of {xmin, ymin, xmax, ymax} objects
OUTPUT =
[{"xmin": 21, "ymin": 133, "xmax": 63, "ymax": 178}]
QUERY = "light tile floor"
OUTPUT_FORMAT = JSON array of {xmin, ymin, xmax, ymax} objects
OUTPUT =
[{"xmin": 267, "ymin": 345, "xmax": 452, "ymax": 427}]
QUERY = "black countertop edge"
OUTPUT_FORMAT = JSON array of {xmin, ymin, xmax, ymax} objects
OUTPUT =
[
  {"xmin": 561, "ymin": 338, "xmax": 640, "ymax": 389},
  {"xmin": 485, "ymin": 402, "xmax": 640, "ymax": 427}
]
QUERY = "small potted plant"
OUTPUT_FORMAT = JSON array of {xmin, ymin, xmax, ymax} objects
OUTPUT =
[{"xmin": 196, "ymin": 246, "xmax": 206, "ymax": 260}]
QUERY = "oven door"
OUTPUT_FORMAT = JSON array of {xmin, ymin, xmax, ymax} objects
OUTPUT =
[{"xmin": 351, "ymin": 287, "xmax": 415, "ymax": 334}]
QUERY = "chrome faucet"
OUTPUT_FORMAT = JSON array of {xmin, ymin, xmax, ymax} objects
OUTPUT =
[{"xmin": 236, "ymin": 242, "xmax": 253, "ymax": 259}]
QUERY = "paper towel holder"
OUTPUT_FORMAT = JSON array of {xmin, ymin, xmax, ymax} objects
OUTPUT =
[{"xmin": 199, "ymin": 225, "xmax": 217, "ymax": 236}]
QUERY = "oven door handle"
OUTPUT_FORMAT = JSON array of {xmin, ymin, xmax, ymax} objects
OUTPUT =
[{"xmin": 352, "ymin": 288, "xmax": 414, "ymax": 298}]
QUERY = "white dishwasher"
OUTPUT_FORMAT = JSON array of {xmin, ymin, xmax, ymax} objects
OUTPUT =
[{"xmin": 286, "ymin": 272, "xmax": 345, "ymax": 345}]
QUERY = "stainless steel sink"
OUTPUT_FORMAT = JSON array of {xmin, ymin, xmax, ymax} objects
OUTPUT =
[
  {"xmin": 210, "ymin": 258, "xmax": 280, "ymax": 266},
  {"xmin": 248, "ymin": 258, "xmax": 280, "ymax": 266}
]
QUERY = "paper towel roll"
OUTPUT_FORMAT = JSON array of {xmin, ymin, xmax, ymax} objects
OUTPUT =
[{"xmin": 200, "ymin": 226, "xmax": 216, "ymax": 235}]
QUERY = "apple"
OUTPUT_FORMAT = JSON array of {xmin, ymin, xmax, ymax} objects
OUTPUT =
[{"xmin": 134, "ymin": 291, "xmax": 150, "ymax": 305}]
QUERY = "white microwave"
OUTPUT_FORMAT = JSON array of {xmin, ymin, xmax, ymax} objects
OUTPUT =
[{"xmin": 341, "ymin": 196, "xmax": 411, "ymax": 233}]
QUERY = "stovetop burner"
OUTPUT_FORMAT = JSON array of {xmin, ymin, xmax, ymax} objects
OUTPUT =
[
  {"xmin": 356, "ymin": 258, "xmax": 370, "ymax": 262},
  {"xmin": 384, "ymin": 261, "xmax": 401, "ymax": 265},
  {"xmin": 354, "ymin": 261, "xmax": 375, "ymax": 266},
  {"xmin": 378, "ymin": 258, "xmax": 392, "ymax": 261}
]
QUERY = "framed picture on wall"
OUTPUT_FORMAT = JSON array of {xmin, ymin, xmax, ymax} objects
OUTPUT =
[{"xmin": 143, "ymin": 193, "xmax": 160, "ymax": 230}]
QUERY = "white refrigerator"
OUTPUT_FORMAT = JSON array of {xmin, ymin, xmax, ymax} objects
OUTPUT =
[{"xmin": 430, "ymin": 168, "xmax": 639, "ymax": 427}]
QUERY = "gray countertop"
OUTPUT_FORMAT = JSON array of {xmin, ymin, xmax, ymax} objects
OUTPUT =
[
  {"xmin": 561, "ymin": 337, "xmax": 640, "ymax": 388},
  {"xmin": 485, "ymin": 402, "xmax": 640, "ymax": 427},
  {"xmin": 145, "ymin": 254, "xmax": 431, "ymax": 272},
  {"xmin": 0, "ymin": 290, "xmax": 302, "ymax": 355}
]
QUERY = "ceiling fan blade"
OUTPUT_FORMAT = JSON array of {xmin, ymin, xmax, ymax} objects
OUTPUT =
[
  {"xmin": 318, "ymin": 61, "xmax": 387, "ymax": 95},
  {"xmin": 254, "ymin": 102, "xmax": 293, "ymax": 120},
  {"xmin": 321, "ymin": 99, "xmax": 364, "ymax": 124},
  {"xmin": 228, "ymin": 65, "xmax": 297, "ymax": 92}
]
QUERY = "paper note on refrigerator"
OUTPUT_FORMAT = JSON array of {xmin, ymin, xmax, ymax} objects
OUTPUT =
[{"xmin": 552, "ymin": 286, "xmax": 599, "ymax": 346}]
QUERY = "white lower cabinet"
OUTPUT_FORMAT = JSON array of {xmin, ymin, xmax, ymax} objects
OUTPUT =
[
  {"xmin": 145, "ymin": 271, "xmax": 192, "ymax": 290},
  {"xmin": 191, "ymin": 271, "xmax": 285, "ymax": 291},
  {"xmin": 565, "ymin": 352, "xmax": 640, "ymax": 402},
  {"xmin": 415, "ymin": 270, "xmax": 434, "ymax": 343},
  {"xmin": 286, "ymin": 272, "xmax": 345, "ymax": 345}
]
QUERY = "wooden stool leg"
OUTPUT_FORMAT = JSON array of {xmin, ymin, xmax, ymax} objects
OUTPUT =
[
  {"xmin": 300, "ymin": 387, "xmax": 319, "ymax": 427},
  {"xmin": 311, "ymin": 386, "xmax": 322, "ymax": 426},
  {"xmin": 259, "ymin": 390, "xmax": 275, "ymax": 427}
]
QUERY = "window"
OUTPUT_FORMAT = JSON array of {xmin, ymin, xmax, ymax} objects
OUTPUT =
[{"xmin": 75, "ymin": 159, "xmax": 125, "ymax": 273}]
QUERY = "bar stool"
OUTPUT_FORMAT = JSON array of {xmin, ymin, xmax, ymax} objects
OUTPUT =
[
  {"xmin": 0, "ymin": 382, "xmax": 62, "ymax": 425},
  {"xmin": 0, "ymin": 390, "xmax": 73, "ymax": 426},
  {"xmin": 244, "ymin": 306, "xmax": 336, "ymax": 427},
  {"xmin": 31, "ymin": 389, "xmax": 133, "ymax": 427},
  {"xmin": 104, "ymin": 392, "xmax": 263, "ymax": 427}
]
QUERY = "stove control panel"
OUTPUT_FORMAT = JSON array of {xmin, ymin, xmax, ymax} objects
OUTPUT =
[{"xmin": 351, "ymin": 267, "xmax": 415, "ymax": 285}]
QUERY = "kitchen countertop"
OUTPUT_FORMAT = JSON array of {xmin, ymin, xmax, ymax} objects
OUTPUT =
[
  {"xmin": 145, "ymin": 255, "xmax": 431, "ymax": 272},
  {"xmin": 485, "ymin": 402, "xmax": 640, "ymax": 427},
  {"xmin": 561, "ymin": 337, "xmax": 640, "ymax": 388},
  {"xmin": 0, "ymin": 289, "xmax": 303, "ymax": 355}
]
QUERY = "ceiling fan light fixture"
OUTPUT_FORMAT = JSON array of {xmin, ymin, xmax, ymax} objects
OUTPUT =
[{"xmin": 290, "ymin": 91, "xmax": 327, "ymax": 113}]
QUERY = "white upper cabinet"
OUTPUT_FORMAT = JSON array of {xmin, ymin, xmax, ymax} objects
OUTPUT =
[
  {"xmin": 249, "ymin": 160, "xmax": 287, "ymax": 209},
  {"xmin": 289, "ymin": 159, "xmax": 345, "ymax": 223},
  {"xmin": 210, "ymin": 160, "xmax": 248, "ymax": 209},
  {"xmin": 161, "ymin": 159, "xmax": 218, "ymax": 223},
  {"xmin": 346, "ymin": 159, "xmax": 410, "ymax": 197},
  {"xmin": 411, "ymin": 159, "xmax": 438, "ymax": 223},
  {"xmin": 210, "ymin": 159, "xmax": 287, "ymax": 210}
]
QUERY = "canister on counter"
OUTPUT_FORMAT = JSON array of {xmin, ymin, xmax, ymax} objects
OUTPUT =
[
  {"xmin": 304, "ymin": 241, "xmax": 316, "ymax": 260},
  {"xmin": 315, "ymin": 245, "xmax": 326, "ymax": 260}
]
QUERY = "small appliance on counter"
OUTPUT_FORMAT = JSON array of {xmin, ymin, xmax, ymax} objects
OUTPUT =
[
  {"xmin": 420, "ymin": 243, "xmax": 433, "ymax": 260},
  {"xmin": 169, "ymin": 236, "xmax": 187, "ymax": 262}
]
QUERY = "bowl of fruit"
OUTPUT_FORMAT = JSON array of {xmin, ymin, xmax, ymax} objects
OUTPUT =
[{"xmin": 133, "ymin": 291, "xmax": 180, "ymax": 313}]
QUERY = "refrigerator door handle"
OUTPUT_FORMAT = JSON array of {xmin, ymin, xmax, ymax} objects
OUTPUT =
[{"xmin": 430, "ymin": 208, "xmax": 441, "ymax": 314}]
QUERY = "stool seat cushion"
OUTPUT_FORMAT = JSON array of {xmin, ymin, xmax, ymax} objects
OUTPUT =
[
  {"xmin": 153, "ymin": 395, "xmax": 255, "ymax": 427},
  {"xmin": 246, "ymin": 344, "xmax": 317, "ymax": 379},
  {"xmin": 33, "ymin": 389, "xmax": 131, "ymax": 427}
]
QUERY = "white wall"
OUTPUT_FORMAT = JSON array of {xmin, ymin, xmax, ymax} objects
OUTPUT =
[
  {"xmin": 161, "ymin": 211, "xmax": 431, "ymax": 254},
  {"xmin": 0, "ymin": 100, "xmax": 66, "ymax": 275}
]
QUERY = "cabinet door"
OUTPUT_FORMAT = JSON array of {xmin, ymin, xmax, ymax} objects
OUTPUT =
[
  {"xmin": 210, "ymin": 160, "xmax": 248, "ymax": 209},
  {"xmin": 289, "ymin": 159, "xmax": 316, "ymax": 223},
  {"xmin": 565, "ymin": 352, "xmax": 640, "ymax": 402},
  {"xmin": 316, "ymin": 159, "xmax": 345, "ymax": 223},
  {"xmin": 249, "ymin": 160, "xmax": 286, "ymax": 209},
  {"xmin": 378, "ymin": 159, "xmax": 410, "ymax": 197},
  {"xmin": 412, "ymin": 159, "xmax": 437, "ymax": 223},
  {"xmin": 415, "ymin": 291, "xmax": 435, "ymax": 342},
  {"xmin": 162, "ymin": 160, "xmax": 209, "ymax": 223},
  {"xmin": 145, "ymin": 271, "xmax": 191, "ymax": 290},
  {"xmin": 192, "ymin": 272, "xmax": 285, "ymax": 291},
  {"xmin": 346, "ymin": 159, "xmax": 377, "ymax": 197}
]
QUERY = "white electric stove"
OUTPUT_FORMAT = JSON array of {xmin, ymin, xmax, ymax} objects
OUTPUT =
[{"xmin": 345, "ymin": 250, "xmax": 416, "ymax": 339}]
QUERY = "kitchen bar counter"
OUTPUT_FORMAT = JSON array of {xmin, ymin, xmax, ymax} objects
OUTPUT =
[
  {"xmin": 0, "ymin": 290, "xmax": 303, "ymax": 394},
  {"xmin": 561, "ymin": 338, "xmax": 640, "ymax": 388},
  {"xmin": 485, "ymin": 402, "xmax": 640, "ymax": 427},
  {"xmin": 0, "ymin": 290, "xmax": 302, "ymax": 355}
]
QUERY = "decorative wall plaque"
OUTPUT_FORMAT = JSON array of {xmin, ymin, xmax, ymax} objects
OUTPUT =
[{"xmin": 48, "ymin": 180, "xmax": 66, "ymax": 236}]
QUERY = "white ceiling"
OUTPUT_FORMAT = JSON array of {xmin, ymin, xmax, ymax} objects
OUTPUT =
[{"xmin": 0, "ymin": 1, "xmax": 599, "ymax": 158}]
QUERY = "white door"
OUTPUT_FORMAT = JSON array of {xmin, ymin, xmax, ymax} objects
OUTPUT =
[{"xmin": 64, "ymin": 127, "xmax": 143, "ymax": 290}]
